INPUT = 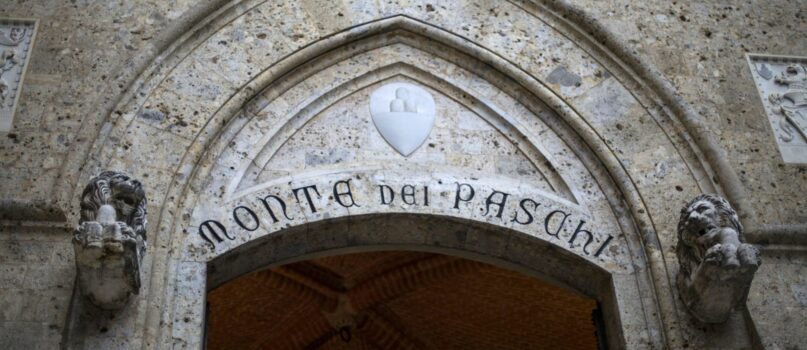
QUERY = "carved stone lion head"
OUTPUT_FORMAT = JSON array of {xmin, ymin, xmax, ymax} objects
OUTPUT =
[
  {"xmin": 79, "ymin": 171, "xmax": 148, "ymax": 240},
  {"xmin": 676, "ymin": 194, "xmax": 743, "ymax": 274}
]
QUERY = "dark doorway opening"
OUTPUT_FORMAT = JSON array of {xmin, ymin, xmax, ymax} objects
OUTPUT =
[{"xmin": 206, "ymin": 250, "xmax": 603, "ymax": 349}]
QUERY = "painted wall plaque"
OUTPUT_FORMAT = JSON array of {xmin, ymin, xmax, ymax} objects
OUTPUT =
[
  {"xmin": 369, "ymin": 82, "xmax": 436, "ymax": 156},
  {"xmin": 747, "ymin": 54, "xmax": 807, "ymax": 164}
]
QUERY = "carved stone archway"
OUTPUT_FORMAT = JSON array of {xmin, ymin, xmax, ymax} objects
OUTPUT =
[
  {"xmin": 157, "ymin": 18, "xmax": 667, "ymax": 348},
  {"xmin": 63, "ymin": 2, "xmax": 753, "ymax": 349}
]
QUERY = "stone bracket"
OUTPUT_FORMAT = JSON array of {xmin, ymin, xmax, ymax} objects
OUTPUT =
[
  {"xmin": 73, "ymin": 171, "xmax": 148, "ymax": 310},
  {"xmin": 677, "ymin": 194, "xmax": 761, "ymax": 323}
]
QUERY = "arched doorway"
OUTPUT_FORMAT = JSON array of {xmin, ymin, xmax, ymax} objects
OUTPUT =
[
  {"xmin": 196, "ymin": 214, "xmax": 625, "ymax": 349},
  {"xmin": 62, "ymin": 3, "xmax": 732, "ymax": 348},
  {"xmin": 207, "ymin": 250, "xmax": 605, "ymax": 349}
]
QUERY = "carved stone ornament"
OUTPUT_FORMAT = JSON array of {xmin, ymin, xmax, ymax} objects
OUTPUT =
[
  {"xmin": 369, "ymin": 82, "xmax": 436, "ymax": 156},
  {"xmin": 0, "ymin": 19, "xmax": 37, "ymax": 132},
  {"xmin": 676, "ymin": 194, "xmax": 760, "ymax": 323},
  {"xmin": 73, "ymin": 171, "xmax": 147, "ymax": 310},
  {"xmin": 747, "ymin": 54, "xmax": 807, "ymax": 164}
]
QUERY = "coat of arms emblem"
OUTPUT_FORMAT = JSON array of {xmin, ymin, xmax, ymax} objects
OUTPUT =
[
  {"xmin": 747, "ymin": 54, "xmax": 807, "ymax": 163},
  {"xmin": 369, "ymin": 83, "xmax": 436, "ymax": 156}
]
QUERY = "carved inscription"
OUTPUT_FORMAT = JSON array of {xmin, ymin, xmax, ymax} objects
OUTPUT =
[
  {"xmin": 0, "ymin": 19, "xmax": 36, "ymax": 132},
  {"xmin": 194, "ymin": 177, "xmax": 615, "ymax": 258},
  {"xmin": 747, "ymin": 54, "xmax": 807, "ymax": 163}
]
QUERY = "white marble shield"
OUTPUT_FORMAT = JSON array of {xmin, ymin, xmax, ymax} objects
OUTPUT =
[{"xmin": 370, "ymin": 83, "xmax": 436, "ymax": 156}]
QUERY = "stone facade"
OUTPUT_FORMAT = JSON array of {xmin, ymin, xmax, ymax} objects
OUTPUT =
[{"xmin": 0, "ymin": 1, "xmax": 805, "ymax": 349}]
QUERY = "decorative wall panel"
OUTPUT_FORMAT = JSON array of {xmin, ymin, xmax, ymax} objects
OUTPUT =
[
  {"xmin": 0, "ymin": 19, "xmax": 36, "ymax": 132},
  {"xmin": 748, "ymin": 54, "xmax": 807, "ymax": 163}
]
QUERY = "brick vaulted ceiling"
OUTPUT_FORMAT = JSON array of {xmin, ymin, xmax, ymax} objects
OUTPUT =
[{"xmin": 207, "ymin": 251, "xmax": 600, "ymax": 349}]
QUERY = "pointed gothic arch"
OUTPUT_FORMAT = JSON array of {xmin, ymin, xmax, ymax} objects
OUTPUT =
[{"xmin": 63, "ymin": 4, "xmax": 744, "ymax": 349}]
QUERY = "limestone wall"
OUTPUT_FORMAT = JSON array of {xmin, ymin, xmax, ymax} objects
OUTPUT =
[
  {"xmin": 0, "ymin": 1, "xmax": 805, "ymax": 349},
  {"xmin": 0, "ymin": 226, "xmax": 73, "ymax": 349},
  {"xmin": 1, "ymin": 3, "xmax": 199, "ymax": 347},
  {"xmin": 556, "ymin": 0, "xmax": 807, "ymax": 228}
]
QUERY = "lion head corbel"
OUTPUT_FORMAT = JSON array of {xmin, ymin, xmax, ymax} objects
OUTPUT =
[
  {"xmin": 676, "ymin": 194, "xmax": 760, "ymax": 323},
  {"xmin": 73, "ymin": 171, "xmax": 147, "ymax": 310}
]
